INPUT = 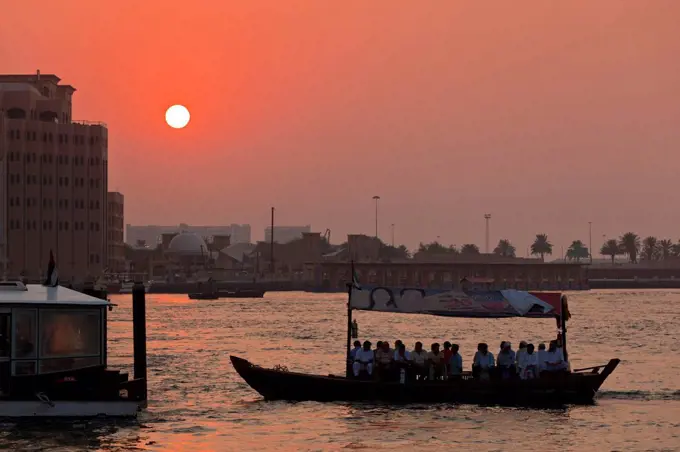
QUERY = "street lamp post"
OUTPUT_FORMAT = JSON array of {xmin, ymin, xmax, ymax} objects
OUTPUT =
[
  {"xmin": 588, "ymin": 221, "xmax": 593, "ymax": 264},
  {"xmin": 484, "ymin": 214, "xmax": 491, "ymax": 254},
  {"xmin": 372, "ymin": 196, "xmax": 380, "ymax": 239},
  {"xmin": 391, "ymin": 223, "xmax": 395, "ymax": 247}
]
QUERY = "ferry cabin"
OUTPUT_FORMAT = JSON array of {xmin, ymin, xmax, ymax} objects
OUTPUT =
[{"xmin": 0, "ymin": 281, "xmax": 109, "ymax": 395}]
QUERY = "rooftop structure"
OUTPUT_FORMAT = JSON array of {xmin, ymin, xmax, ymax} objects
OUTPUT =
[{"xmin": 0, "ymin": 71, "xmax": 108, "ymax": 281}]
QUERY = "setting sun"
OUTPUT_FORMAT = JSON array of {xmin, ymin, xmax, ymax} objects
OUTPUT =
[{"xmin": 165, "ymin": 104, "xmax": 190, "ymax": 129}]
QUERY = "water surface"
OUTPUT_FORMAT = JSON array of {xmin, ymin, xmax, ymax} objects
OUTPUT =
[{"xmin": 1, "ymin": 290, "xmax": 678, "ymax": 451}]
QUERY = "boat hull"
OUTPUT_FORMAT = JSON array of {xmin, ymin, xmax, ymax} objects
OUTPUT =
[
  {"xmin": 0, "ymin": 400, "xmax": 143, "ymax": 418},
  {"xmin": 230, "ymin": 356, "xmax": 619, "ymax": 406}
]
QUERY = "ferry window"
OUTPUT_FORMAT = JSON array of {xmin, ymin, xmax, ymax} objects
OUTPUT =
[
  {"xmin": 0, "ymin": 314, "xmax": 10, "ymax": 358},
  {"xmin": 13, "ymin": 361, "xmax": 36, "ymax": 376},
  {"xmin": 13, "ymin": 310, "xmax": 37, "ymax": 359},
  {"xmin": 39, "ymin": 310, "xmax": 101, "ymax": 358},
  {"xmin": 39, "ymin": 356, "xmax": 101, "ymax": 374}
]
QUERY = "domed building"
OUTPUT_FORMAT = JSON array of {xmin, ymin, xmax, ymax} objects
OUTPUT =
[{"xmin": 167, "ymin": 232, "xmax": 208, "ymax": 257}]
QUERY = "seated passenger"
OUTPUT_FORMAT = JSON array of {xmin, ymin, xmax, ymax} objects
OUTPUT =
[
  {"xmin": 350, "ymin": 340, "xmax": 361, "ymax": 361},
  {"xmin": 394, "ymin": 343, "xmax": 411, "ymax": 364},
  {"xmin": 472, "ymin": 343, "xmax": 495, "ymax": 381},
  {"xmin": 411, "ymin": 341, "xmax": 428, "ymax": 380},
  {"xmin": 555, "ymin": 334, "xmax": 570, "ymax": 371},
  {"xmin": 442, "ymin": 341, "xmax": 453, "ymax": 374},
  {"xmin": 427, "ymin": 343, "xmax": 445, "ymax": 380},
  {"xmin": 515, "ymin": 341, "xmax": 527, "ymax": 374},
  {"xmin": 448, "ymin": 344, "xmax": 463, "ymax": 379},
  {"xmin": 537, "ymin": 343, "xmax": 548, "ymax": 373},
  {"xmin": 519, "ymin": 343, "xmax": 539, "ymax": 380},
  {"xmin": 375, "ymin": 341, "xmax": 393, "ymax": 378},
  {"xmin": 544, "ymin": 340, "xmax": 568, "ymax": 373},
  {"xmin": 394, "ymin": 339, "xmax": 402, "ymax": 359},
  {"xmin": 353, "ymin": 341, "xmax": 374, "ymax": 378},
  {"xmin": 496, "ymin": 342, "xmax": 516, "ymax": 379}
]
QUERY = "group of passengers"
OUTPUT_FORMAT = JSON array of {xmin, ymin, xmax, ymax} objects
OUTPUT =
[{"xmin": 350, "ymin": 335, "xmax": 569, "ymax": 382}]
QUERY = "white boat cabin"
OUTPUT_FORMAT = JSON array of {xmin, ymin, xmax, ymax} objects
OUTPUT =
[{"xmin": 0, "ymin": 281, "xmax": 109, "ymax": 388}]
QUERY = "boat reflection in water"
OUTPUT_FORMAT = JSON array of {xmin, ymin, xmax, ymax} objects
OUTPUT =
[{"xmin": 232, "ymin": 269, "xmax": 620, "ymax": 406}]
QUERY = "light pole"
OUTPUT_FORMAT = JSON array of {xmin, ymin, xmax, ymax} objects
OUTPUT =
[
  {"xmin": 372, "ymin": 196, "xmax": 380, "ymax": 239},
  {"xmin": 391, "ymin": 223, "xmax": 395, "ymax": 247},
  {"xmin": 588, "ymin": 221, "xmax": 593, "ymax": 264},
  {"xmin": 484, "ymin": 214, "xmax": 491, "ymax": 254}
]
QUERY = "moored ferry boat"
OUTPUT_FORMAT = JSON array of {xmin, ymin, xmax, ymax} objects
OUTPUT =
[
  {"xmin": 0, "ymin": 280, "xmax": 147, "ymax": 418},
  {"xmin": 231, "ymin": 267, "xmax": 619, "ymax": 406}
]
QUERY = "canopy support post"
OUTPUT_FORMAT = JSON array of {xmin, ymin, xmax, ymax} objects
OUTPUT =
[
  {"xmin": 346, "ymin": 281, "xmax": 353, "ymax": 378},
  {"xmin": 561, "ymin": 295, "xmax": 568, "ymax": 362}
]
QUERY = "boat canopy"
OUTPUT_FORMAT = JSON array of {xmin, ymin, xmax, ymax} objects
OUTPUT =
[{"xmin": 349, "ymin": 286, "xmax": 563, "ymax": 318}]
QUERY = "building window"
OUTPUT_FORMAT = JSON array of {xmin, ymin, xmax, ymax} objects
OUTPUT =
[
  {"xmin": 95, "ymin": 223, "xmax": 100, "ymax": 232},
  {"xmin": 65, "ymin": 221, "xmax": 69, "ymax": 231},
  {"xmin": 48, "ymin": 132, "xmax": 53, "ymax": 143},
  {"xmin": 64, "ymin": 135, "xmax": 69, "ymax": 144},
  {"xmin": 49, "ymin": 220, "xmax": 53, "ymax": 230},
  {"xmin": 32, "ymin": 131, "xmax": 36, "ymax": 141},
  {"xmin": 64, "ymin": 177, "xmax": 69, "ymax": 187},
  {"xmin": 9, "ymin": 198, "xmax": 13, "ymax": 207}
]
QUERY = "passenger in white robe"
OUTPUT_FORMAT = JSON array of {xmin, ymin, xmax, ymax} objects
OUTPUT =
[
  {"xmin": 472, "ymin": 343, "xmax": 495, "ymax": 381},
  {"xmin": 519, "ymin": 344, "xmax": 539, "ymax": 379},
  {"xmin": 353, "ymin": 341, "xmax": 374, "ymax": 377},
  {"xmin": 537, "ymin": 343, "xmax": 548, "ymax": 373}
]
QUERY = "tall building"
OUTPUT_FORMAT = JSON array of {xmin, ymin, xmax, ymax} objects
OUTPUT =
[
  {"xmin": 125, "ymin": 224, "xmax": 251, "ymax": 247},
  {"xmin": 0, "ymin": 72, "xmax": 108, "ymax": 280},
  {"xmin": 264, "ymin": 225, "xmax": 312, "ymax": 244},
  {"xmin": 106, "ymin": 192, "xmax": 124, "ymax": 273}
]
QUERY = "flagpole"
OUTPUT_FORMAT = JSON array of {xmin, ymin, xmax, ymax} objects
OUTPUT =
[{"xmin": 346, "ymin": 260, "xmax": 354, "ymax": 377}]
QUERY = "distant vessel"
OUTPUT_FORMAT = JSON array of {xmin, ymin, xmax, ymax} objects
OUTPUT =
[{"xmin": 188, "ymin": 289, "xmax": 266, "ymax": 300}]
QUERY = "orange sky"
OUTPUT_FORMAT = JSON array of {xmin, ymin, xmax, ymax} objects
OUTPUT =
[{"xmin": 1, "ymin": 1, "xmax": 679, "ymax": 254}]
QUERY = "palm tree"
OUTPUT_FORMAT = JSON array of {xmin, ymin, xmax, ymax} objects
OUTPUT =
[
  {"xmin": 530, "ymin": 234, "xmax": 553, "ymax": 261},
  {"xmin": 566, "ymin": 240, "xmax": 589, "ymax": 262},
  {"xmin": 600, "ymin": 239, "xmax": 622, "ymax": 264},
  {"xmin": 460, "ymin": 243, "xmax": 480, "ymax": 255},
  {"xmin": 672, "ymin": 241, "xmax": 680, "ymax": 258},
  {"xmin": 417, "ymin": 241, "xmax": 457, "ymax": 255},
  {"xmin": 658, "ymin": 239, "xmax": 673, "ymax": 260},
  {"xmin": 641, "ymin": 236, "xmax": 658, "ymax": 261},
  {"xmin": 619, "ymin": 232, "xmax": 640, "ymax": 263},
  {"xmin": 493, "ymin": 239, "xmax": 516, "ymax": 258}
]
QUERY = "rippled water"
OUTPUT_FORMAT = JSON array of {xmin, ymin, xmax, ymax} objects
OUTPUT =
[{"xmin": 1, "ymin": 290, "xmax": 679, "ymax": 451}]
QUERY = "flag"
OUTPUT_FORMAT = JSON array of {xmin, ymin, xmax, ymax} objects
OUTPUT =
[
  {"xmin": 43, "ymin": 250, "xmax": 59, "ymax": 287},
  {"xmin": 351, "ymin": 261, "xmax": 361, "ymax": 290}
]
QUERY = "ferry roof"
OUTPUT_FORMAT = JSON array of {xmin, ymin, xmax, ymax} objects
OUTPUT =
[{"xmin": 0, "ymin": 282, "xmax": 109, "ymax": 306}]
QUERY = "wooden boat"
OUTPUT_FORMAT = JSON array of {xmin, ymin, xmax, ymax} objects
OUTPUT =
[
  {"xmin": 231, "ymin": 264, "xmax": 620, "ymax": 406},
  {"xmin": 230, "ymin": 355, "xmax": 619, "ymax": 405},
  {"xmin": 0, "ymin": 279, "xmax": 147, "ymax": 417},
  {"xmin": 188, "ymin": 292, "xmax": 220, "ymax": 300}
]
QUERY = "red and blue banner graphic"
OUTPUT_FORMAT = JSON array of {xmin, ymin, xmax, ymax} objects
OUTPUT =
[{"xmin": 349, "ymin": 286, "xmax": 563, "ymax": 318}]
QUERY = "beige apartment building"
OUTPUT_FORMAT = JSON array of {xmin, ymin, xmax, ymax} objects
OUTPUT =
[
  {"xmin": 0, "ymin": 71, "xmax": 108, "ymax": 281},
  {"xmin": 106, "ymin": 192, "xmax": 125, "ymax": 273}
]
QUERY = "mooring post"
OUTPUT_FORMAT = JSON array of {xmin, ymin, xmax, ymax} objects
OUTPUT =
[{"xmin": 132, "ymin": 281, "xmax": 148, "ymax": 401}]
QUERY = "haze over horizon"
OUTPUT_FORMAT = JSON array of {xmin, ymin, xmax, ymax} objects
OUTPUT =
[{"xmin": 2, "ymin": 1, "xmax": 678, "ymax": 254}]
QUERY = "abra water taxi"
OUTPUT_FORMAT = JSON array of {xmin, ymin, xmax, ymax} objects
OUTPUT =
[
  {"xmin": 231, "ymin": 273, "xmax": 619, "ymax": 406},
  {"xmin": 0, "ymin": 280, "xmax": 147, "ymax": 418}
]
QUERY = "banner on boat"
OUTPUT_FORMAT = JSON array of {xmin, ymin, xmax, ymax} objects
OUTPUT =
[{"xmin": 349, "ymin": 287, "xmax": 562, "ymax": 318}]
